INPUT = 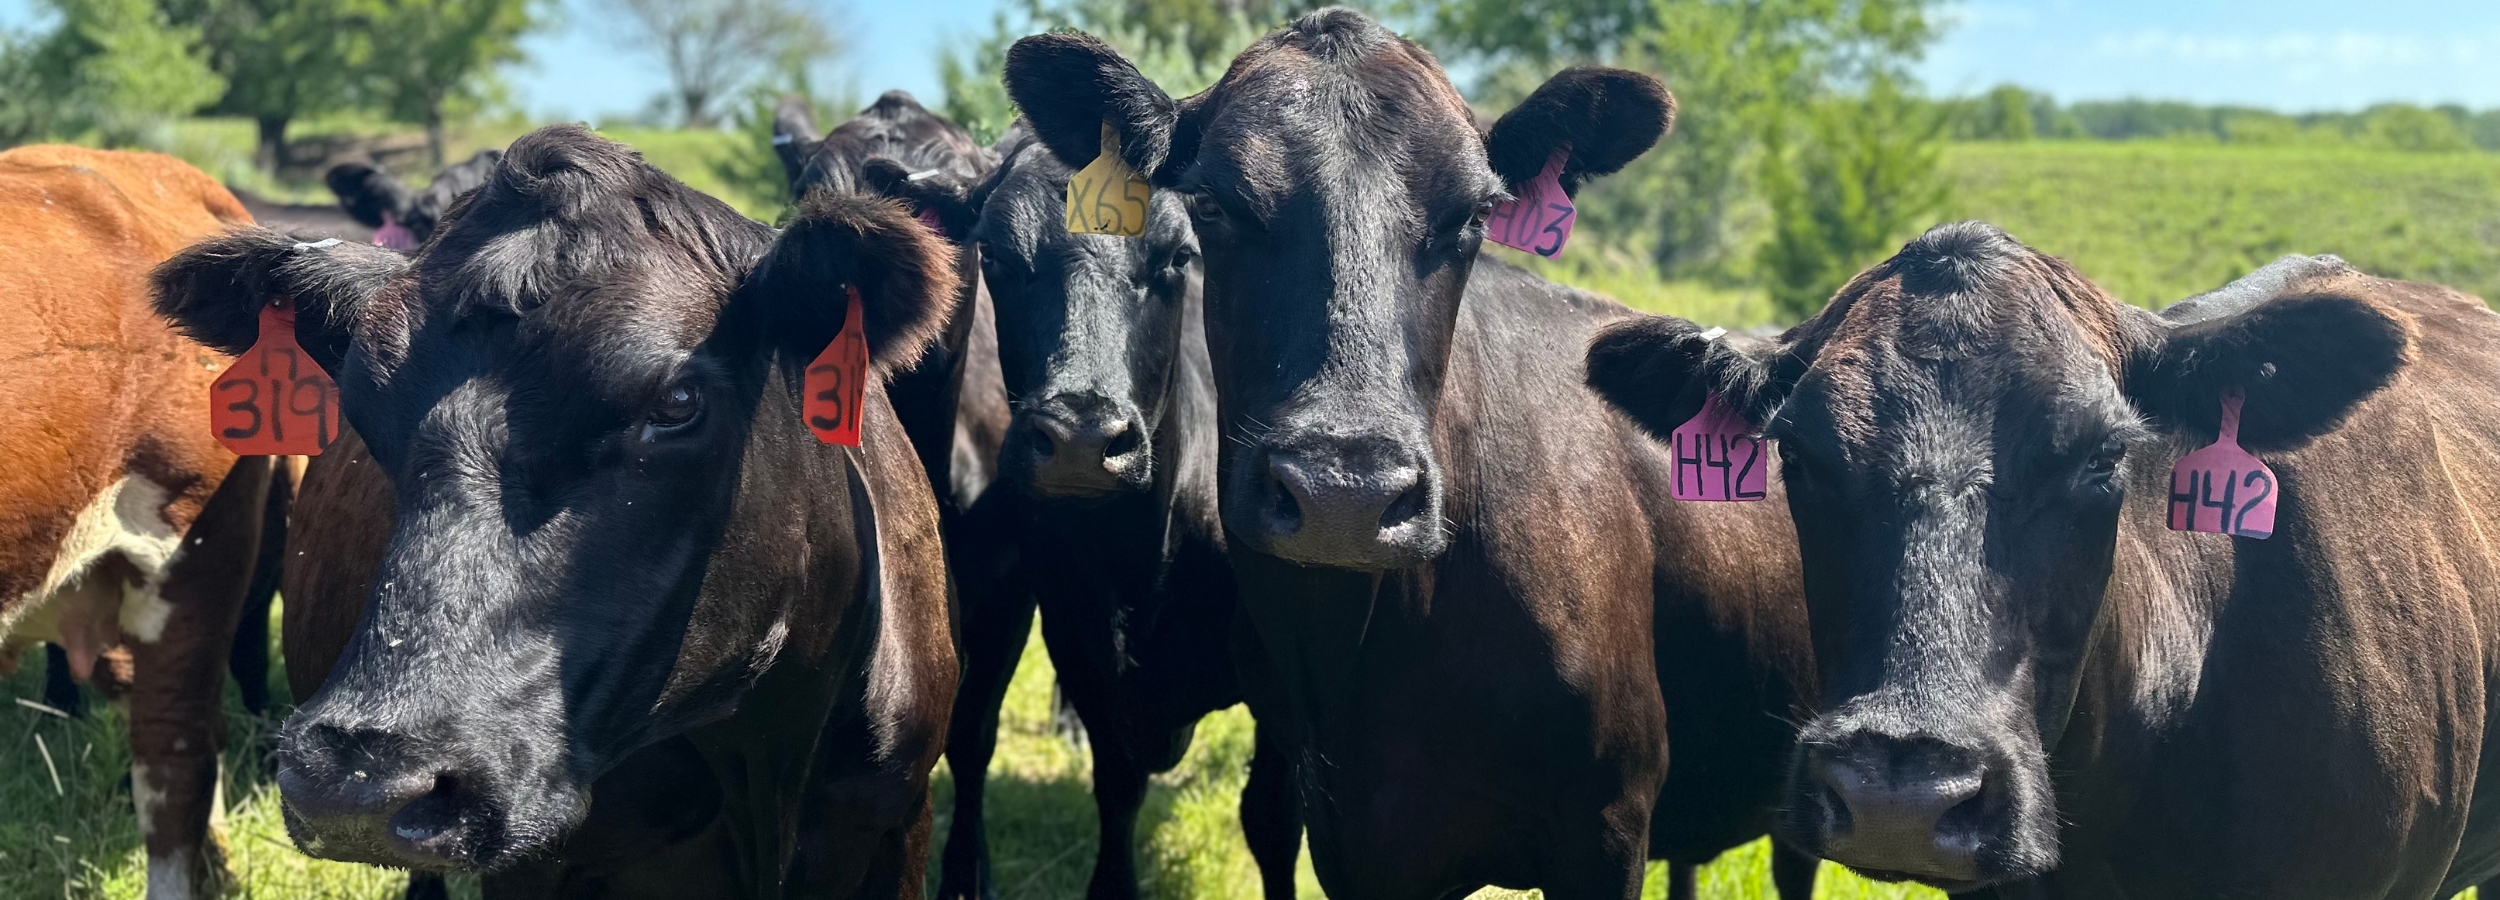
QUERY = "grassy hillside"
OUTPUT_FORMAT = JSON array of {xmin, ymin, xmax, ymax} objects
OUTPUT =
[{"xmin": 1938, "ymin": 141, "xmax": 2500, "ymax": 309}]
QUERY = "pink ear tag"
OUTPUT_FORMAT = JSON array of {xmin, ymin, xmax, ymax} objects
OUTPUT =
[
  {"xmin": 1669, "ymin": 393, "xmax": 1768, "ymax": 502},
  {"xmin": 1486, "ymin": 148, "xmax": 1576, "ymax": 258},
  {"xmin": 373, "ymin": 212, "xmax": 418, "ymax": 251},
  {"xmin": 2167, "ymin": 390, "xmax": 2276, "ymax": 539}
]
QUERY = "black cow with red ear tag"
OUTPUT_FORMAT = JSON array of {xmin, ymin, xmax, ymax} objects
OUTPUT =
[
  {"xmin": 151, "ymin": 124, "xmax": 961, "ymax": 898},
  {"xmin": 1007, "ymin": 9, "xmax": 1823, "ymax": 899}
]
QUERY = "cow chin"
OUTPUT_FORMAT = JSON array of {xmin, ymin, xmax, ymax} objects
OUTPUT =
[
  {"xmin": 1777, "ymin": 695, "xmax": 2061, "ymax": 891},
  {"xmin": 275, "ymin": 704, "xmax": 593, "ymax": 873}
]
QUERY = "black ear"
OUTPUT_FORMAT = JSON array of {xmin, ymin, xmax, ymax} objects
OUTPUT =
[
  {"xmin": 151, "ymin": 228, "xmax": 410, "ymax": 373},
  {"xmin": 1003, "ymin": 31, "xmax": 1181, "ymax": 180},
  {"xmin": 859, "ymin": 158, "xmax": 979, "ymax": 244},
  {"xmin": 772, "ymin": 94, "xmax": 822, "ymax": 186},
  {"xmin": 324, "ymin": 161, "xmax": 413, "ymax": 229},
  {"xmin": 1486, "ymin": 67, "xmax": 1674, "ymax": 195},
  {"xmin": 747, "ymin": 190, "xmax": 962, "ymax": 377},
  {"xmin": 2128, "ymin": 292, "xmax": 2410, "ymax": 451},
  {"xmin": 1587, "ymin": 315, "xmax": 1777, "ymax": 439}
]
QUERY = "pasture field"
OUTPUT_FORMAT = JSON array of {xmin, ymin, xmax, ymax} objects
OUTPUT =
[{"xmin": 4, "ymin": 605, "xmax": 1939, "ymax": 899}]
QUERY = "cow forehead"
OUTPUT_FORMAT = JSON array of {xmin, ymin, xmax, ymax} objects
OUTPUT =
[
  {"xmin": 1191, "ymin": 30, "xmax": 1491, "ymax": 211},
  {"xmin": 1786, "ymin": 227, "xmax": 2140, "ymax": 471}
]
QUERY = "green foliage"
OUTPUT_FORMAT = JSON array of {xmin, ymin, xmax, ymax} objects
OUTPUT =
[
  {"xmin": 1433, "ymin": 0, "xmax": 1947, "ymax": 281},
  {"xmin": 169, "ymin": 0, "xmax": 380, "ymax": 167},
  {"xmin": 361, "ymin": 0, "xmax": 537, "ymax": 166},
  {"xmin": 706, "ymin": 84, "xmax": 849, "ymax": 220},
  {"xmin": 938, "ymin": 0, "xmax": 1276, "ymax": 147},
  {"xmin": 6, "ymin": 0, "xmax": 224, "ymax": 146},
  {"xmin": 1757, "ymin": 76, "xmax": 1950, "ymax": 317}
]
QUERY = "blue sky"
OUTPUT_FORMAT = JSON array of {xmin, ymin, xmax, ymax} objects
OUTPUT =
[{"xmin": 7, "ymin": 0, "xmax": 2499, "ymax": 121}]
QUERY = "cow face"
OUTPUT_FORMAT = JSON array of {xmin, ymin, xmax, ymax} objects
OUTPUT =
[
  {"xmin": 1004, "ymin": 9, "xmax": 1669, "ymax": 569},
  {"xmin": 1586, "ymin": 223, "xmax": 2409, "ymax": 890},
  {"xmin": 961, "ymin": 134, "xmax": 1200, "ymax": 498},
  {"xmin": 153, "ymin": 126, "xmax": 956, "ymax": 872},
  {"xmin": 779, "ymin": 90, "xmax": 993, "ymax": 206}
]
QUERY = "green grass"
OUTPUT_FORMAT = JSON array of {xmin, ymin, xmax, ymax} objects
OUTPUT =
[
  {"xmin": 5, "ymin": 601, "xmax": 1937, "ymax": 899},
  {"xmin": 1939, "ymin": 141, "xmax": 2500, "ymax": 309}
]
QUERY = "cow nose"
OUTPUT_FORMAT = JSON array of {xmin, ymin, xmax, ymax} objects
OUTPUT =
[
  {"xmin": 1023, "ymin": 402, "xmax": 1147, "ymax": 496},
  {"xmin": 1240, "ymin": 439, "xmax": 1443, "ymax": 570},
  {"xmin": 278, "ymin": 719, "xmax": 496, "ymax": 868},
  {"xmin": 1796, "ymin": 733, "xmax": 1996, "ymax": 884}
]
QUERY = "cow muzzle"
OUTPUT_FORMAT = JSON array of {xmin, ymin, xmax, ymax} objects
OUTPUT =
[
  {"xmin": 1782, "ymin": 720, "xmax": 2049, "ymax": 890},
  {"xmin": 1227, "ymin": 430, "xmax": 1444, "ymax": 570},
  {"xmin": 277, "ymin": 708, "xmax": 582, "ymax": 871},
  {"xmin": 1014, "ymin": 392, "xmax": 1151, "ymax": 497}
]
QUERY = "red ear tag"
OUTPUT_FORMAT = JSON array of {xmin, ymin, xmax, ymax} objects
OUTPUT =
[
  {"xmin": 805, "ymin": 286, "xmax": 870, "ymax": 446},
  {"xmin": 1486, "ymin": 147, "xmax": 1577, "ymax": 258},
  {"xmin": 1669, "ymin": 393, "xmax": 1768, "ymax": 502},
  {"xmin": 210, "ymin": 302, "xmax": 340, "ymax": 456},
  {"xmin": 2167, "ymin": 390, "xmax": 2276, "ymax": 539}
]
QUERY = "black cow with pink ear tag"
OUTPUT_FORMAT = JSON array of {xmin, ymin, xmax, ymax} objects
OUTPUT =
[
  {"xmin": 1006, "ymin": 10, "xmax": 1824, "ymax": 900},
  {"xmin": 1586, "ymin": 228, "xmax": 2500, "ymax": 899}
]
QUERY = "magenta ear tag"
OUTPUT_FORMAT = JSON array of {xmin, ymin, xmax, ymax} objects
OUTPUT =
[
  {"xmin": 2167, "ymin": 390, "xmax": 2277, "ymax": 539},
  {"xmin": 1485, "ymin": 148, "xmax": 1576, "ymax": 258},
  {"xmin": 1669, "ymin": 393, "xmax": 1768, "ymax": 502}
]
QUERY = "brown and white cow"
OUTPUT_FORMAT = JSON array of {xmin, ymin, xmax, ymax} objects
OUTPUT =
[
  {"xmin": 0, "ymin": 145, "xmax": 282, "ymax": 899},
  {"xmin": 1589, "ymin": 225, "xmax": 2500, "ymax": 898},
  {"xmin": 152, "ymin": 125, "xmax": 962, "ymax": 897}
]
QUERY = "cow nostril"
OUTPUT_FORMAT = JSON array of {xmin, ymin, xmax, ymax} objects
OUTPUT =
[
  {"xmin": 1103, "ymin": 422, "xmax": 1142, "ymax": 461},
  {"xmin": 1379, "ymin": 473, "xmax": 1428, "ymax": 530},
  {"xmin": 1269, "ymin": 468, "xmax": 1303, "ymax": 533}
]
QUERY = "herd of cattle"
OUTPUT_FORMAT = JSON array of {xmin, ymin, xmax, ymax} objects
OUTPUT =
[{"xmin": 6, "ymin": 9, "xmax": 2500, "ymax": 900}]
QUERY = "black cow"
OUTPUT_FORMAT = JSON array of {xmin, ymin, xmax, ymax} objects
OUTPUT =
[
  {"xmin": 895, "ymin": 125, "xmax": 1300, "ymax": 899},
  {"xmin": 1007, "ymin": 11, "xmax": 1820, "ymax": 899},
  {"xmin": 151, "ymin": 125, "xmax": 962, "ymax": 897},
  {"xmin": 1587, "ymin": 225, "xmax": 2500, "ymax": 898},
  {"xmin": 326, "ymin": 150, "xmax": 504, "ymax": 249}
]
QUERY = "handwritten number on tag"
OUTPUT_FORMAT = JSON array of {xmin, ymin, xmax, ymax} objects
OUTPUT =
[
  {"xmin": 2166, "ymin": 390, "xmax": 2278, "ymax": 539},
  {"xmin": 804, "ymin": 287, "xmax": 871, "ymax": 446},
  {"xmin": 1067, "ymin": 123, "xmax": 1150, "ymax": 237},
  {"xmin": 210, "ymin": 304, "xmax": 339, "ymax": 456},
  {"xmin": 1487, "ymin": 148, "xmax": 1578, "ymax": 258}
]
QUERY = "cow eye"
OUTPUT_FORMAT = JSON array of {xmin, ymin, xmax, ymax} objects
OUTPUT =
[
  {"xmin": 1188, "ymin": 193, "xmax": 1227, "ymax": 225},
  {"xmin": 646, "ymin": 382, "xmax": 702, "ymax": 432},
  {"xmin": 2082, "ymin": 440, "xmax": 2126, "ymax": 479},
  {"xmin": 1165, "ymin": 246, "xmax": 1197, "ymax": 275}
]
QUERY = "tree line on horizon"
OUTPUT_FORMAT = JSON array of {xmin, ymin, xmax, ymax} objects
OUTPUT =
[{"xmin": 4, "ymin": 0, "xmax": 2494, "ymax": 316}]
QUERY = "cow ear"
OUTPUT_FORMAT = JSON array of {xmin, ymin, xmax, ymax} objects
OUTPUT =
[
  {"xmin": 1004, "ymin": 31, "xmax": 1181, "ymax": 181},
  {"xmin": 746, "ymin": 191, "xmax": 961, "ymax": 376},
  {"xmin": 859, "ymin": 158, "xmax": 979, "ymax": 244},
  {"xmin": 1586, "ymin": 315, "xmax": 1779, "ymax": 439},
  {"xmin": 2127, "ymin": 292, "xmax": 2410, "ymax": 452},
  {"xmin": 324, "ymin": 162, "xmax": 412, "ymax": 229},
  {"xmin": 151, "ymin": 228, "xmax": 409, "ymax": 373},
  {"xmin": 1486, "ymin": 67, "xmax": 1674, "ymax": 196},
  {"xmin": 772, "ymin": 94, "xmax": 821, "ymax": 187}
]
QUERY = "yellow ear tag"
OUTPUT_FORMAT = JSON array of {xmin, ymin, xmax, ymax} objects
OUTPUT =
[{"xmin": 1066, "ymin": 122, "xmax": 1150, "ymax": 237}]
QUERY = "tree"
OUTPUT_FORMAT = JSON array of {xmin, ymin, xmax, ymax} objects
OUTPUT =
[
  {"xmin": 1756, "ymin": 76, "xmax": 1948, "ymax": 317},
  {"xmin": 939, "ymin": 0, "xmax": 1282, "ymax": 145},
  {"xmin": 1431, "ymin": 0, "xmax": 1945, "ymax": 280},
  {"xmin": 365, "ymin": 0, "xmax": 536, "ymax": 167},
  {"xmin": 165, "ymin": 0, "xmax": 376, "ymax": 171},
  {"xmin": 7, "ymin": 0, "xmax": 224, "ymax": 147},
  {"xmin": 601, "ymin": 0, "xmax": 840, "ymax": 129}
]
